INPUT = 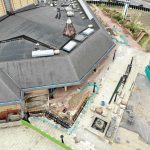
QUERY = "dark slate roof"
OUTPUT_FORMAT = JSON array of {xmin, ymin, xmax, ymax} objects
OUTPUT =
[
  {"xmin": 0, "ymin": 5, "xmax": 87, "ymax": 50},
  {"xmin": 70, "ymin": 29, "xmax": 114, "ymax": 79},
  {"xmin": 0, "ymin": 38, "xmax": 49, "ymax": 62},
  {"xmin": 0, "ymin": 0, "xmax": 115, "ymax": 99},
  {"xmin": 0, "ymin": 55, "xmax": 79, "ymax": 90},
  {"xmin": 0, "ymin": 69, "xmax": 20, "ymax": 102}
]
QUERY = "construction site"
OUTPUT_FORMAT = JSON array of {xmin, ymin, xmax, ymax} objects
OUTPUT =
[{"xmin": 0, "ymin": 0, "xmax": 150, "ymax": 150}]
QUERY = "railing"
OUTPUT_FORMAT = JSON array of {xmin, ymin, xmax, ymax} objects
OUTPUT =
[
  {"xmin": 21, "ymin": 120, "xmax": 73, "ymax": 150},
  {"xmin": 87, "ymin": 1, "xmax": 150, "ymax": 12}
]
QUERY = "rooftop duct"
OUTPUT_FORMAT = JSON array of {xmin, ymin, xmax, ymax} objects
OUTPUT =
[{"xmin": 32, "ymin": 49, "xmax": 60, "ymax": 58}]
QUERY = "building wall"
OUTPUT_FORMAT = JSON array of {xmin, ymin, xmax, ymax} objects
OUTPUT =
[
  {"xmin": 0, "ymin": 0, "xmax": 6, "ymax": 17},
  {"xmin": 2, "ymin": 0, "xmax": 38, "ymax": 11},
  {"xmin": 0, "ymin": 104, "xmax": 21, "ymax": 120}
]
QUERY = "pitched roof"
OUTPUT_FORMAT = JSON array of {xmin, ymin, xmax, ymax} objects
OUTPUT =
[
  {"xmin": 0, "ymin": 69, "xmax": 20, "ymax": 102},
  {"xmin": 0, "ymin": 0, "xmax": 115, "ymax": 94}
]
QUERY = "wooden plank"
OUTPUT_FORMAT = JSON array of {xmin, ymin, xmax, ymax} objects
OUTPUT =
[
  {"xmin": 0, "ymin": 0, "xmax": 6, "ymax": 17},
  {"xmin": 11, "ymin": 0, "xmax": 37, "ymax": 11},
  {"xmin": 0, "ymin": 104, "xmax": 21, "ymax": 112}
]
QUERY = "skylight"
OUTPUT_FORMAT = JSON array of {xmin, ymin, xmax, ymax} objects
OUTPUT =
[
  {"xmin": 63, "ymin": 41, "xmax": 77, "ymax": 52},
  {"xmin": 82, "ymin": 28, "xmax": 94, "ymax": 36},
  {"xmin": 74, "ymin": 34, "xmax": 87, "ymax": 42}
]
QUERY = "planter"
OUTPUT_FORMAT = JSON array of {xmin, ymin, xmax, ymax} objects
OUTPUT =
[{"xmin": 136, "ymin": 31, "xmax": 147, "ymax": 42}]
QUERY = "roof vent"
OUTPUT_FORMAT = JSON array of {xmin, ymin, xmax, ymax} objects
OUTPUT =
[
  {"xmin": 35, "ymin": 43, "xmax": 40, "ymax": 50},
  {"xmin": 63, "ymin": 18, "xmax": 76, "ymax": 37}
]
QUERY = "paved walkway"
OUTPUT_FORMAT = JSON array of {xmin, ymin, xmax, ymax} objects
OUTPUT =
[{"xmin": 0, "ymin": 125, "xmax": 62, "ymax": 150}]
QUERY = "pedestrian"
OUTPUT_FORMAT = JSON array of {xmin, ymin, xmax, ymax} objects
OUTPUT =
[
  {"xmin": 93, "ymin": 82, "xmax": 96, "ymax": 93},
  {"xmin": 60, "ymin": 135, "xmax": 64, "ymax": 143},
  {"xmin": 23, "ymin": 112, "xmax": 30, "ymax": 123}
]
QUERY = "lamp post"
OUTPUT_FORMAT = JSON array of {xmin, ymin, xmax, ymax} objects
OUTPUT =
[{"xmin": 93, "ymin": 82, "xmax": 97, "ymax": 93}]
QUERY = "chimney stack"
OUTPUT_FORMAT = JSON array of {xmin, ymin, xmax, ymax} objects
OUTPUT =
[{"xmin": 63, "ymin": 18, "xmax": 76, "ymax": 37}]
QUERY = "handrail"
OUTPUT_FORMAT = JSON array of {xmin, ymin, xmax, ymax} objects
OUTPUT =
[{"xmin": 21, "ymin": 120, "xmax": 72, "ymax": 150}]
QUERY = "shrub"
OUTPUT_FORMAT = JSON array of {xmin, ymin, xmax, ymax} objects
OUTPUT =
[
  {"xmin": 103, "ymin": 8, "xmax": 109, "ymax": 13},
  {"xmin": 112, "ymin": 13, "xmax": 124, "ymax": 22},
  {"xmin": 125, "ymin": 22, "xmax": 142, "ymax": 36},
  {"xmin": 119, "ymin": 20, "xmax": 124, "ymax": 24},
  {"xmin": 101, "ymin": 4, "xmax": 106, "ymax": 8}
]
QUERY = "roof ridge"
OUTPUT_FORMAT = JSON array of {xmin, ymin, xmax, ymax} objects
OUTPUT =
[{"xmin": 68, "ymin": 55, "xmax": 80, "ymax": 82}]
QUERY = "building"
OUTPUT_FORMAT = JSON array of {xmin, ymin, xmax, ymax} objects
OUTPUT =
[{"xmin": 0, "ymin": 0, "xmax": 115, "ymax": 121}]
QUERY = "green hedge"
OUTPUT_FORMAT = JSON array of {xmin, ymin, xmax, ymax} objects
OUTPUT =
[{"xmin": 112, "ymin": 13, "xmax": 123, "ymax": 22}]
